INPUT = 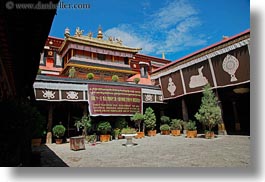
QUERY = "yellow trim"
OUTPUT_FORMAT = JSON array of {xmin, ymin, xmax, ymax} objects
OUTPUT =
[
  {"xmin": 59, "ymin": 36, "xmax": 142, "ymax": 53},
  {"xmin": 66, "ymin": 63, "xmax": 137, "ymax": 74}
]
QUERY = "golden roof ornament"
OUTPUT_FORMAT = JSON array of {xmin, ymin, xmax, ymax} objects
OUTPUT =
[
  {"xmin": 75, "ymin": 27, "xmax": 84, "ymax": 37},
  {"xmin": 97, "ymin": 25, "xmax": 103, "ymax": 39},
  {"xmin": 116, "ymin": 38, "xmax": 122, "ymax": 45},
  {"xmin": 88, "ymin": 31, "xmax": 93, "ymax": 38}
]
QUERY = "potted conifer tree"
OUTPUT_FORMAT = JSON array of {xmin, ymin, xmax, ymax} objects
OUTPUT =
[
  {"xmin": 195, "ymin": 84, "xmax": 222, "ymax": 139},
  {"xmin": 144, "ymin": 107, "xmax": 157, "ymax": 136}
]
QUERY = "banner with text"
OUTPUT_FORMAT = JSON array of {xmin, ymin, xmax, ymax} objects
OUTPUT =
[{"xmin": 88, "ymin": 84, "xmax": 142, "ymax": 116}]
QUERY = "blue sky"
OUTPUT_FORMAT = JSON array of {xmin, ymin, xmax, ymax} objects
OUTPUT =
[{"xmin": 49, "ymin": 0, "xmax": 250, "ymax": 61}]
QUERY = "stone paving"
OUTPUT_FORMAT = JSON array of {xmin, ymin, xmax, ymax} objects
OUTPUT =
[{"xmin": 33, "ymin": 134, "xmax": 250, "ymax": 167}]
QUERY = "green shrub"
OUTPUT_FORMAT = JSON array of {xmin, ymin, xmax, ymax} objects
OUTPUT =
[
  {"xmin": 87, "ymin": 73, "xmax": 94, "ymax": 80},
  {"xmin": 170, "ymin": 119, "xmax": 183, "ymax": 130},
  {"xmin": 144, "ymin": 107, "xmax": 156, "ymax": 130},
  {"xmin": 195, "ymin": 84, "xmax": 222, "ymax": 132},
  {"xmin": 112, "ymin": 75, "xmax": 119, "ymax": 82},
  {"xmin": 186, "ymin": 120, "xmax": 197, "ymax": 131},
  {"xmin": 160, "ymin": 124, "xmax": 170, "ymax": 131},
  {"xmin": 74, "ymin": 115, "xmax": 92, "ymax": 136},
  {"xmin": 97, "ymin": 121, "xmax": 112, "ymax": 135},
  {"xmin": 131, "ymin": 112, "xmax": 145, "ymax": 132},
  {"xmin": 52, "ymin": 124, "xmax": 66, "ymax": 138},
  {"xmin": 134, "ymin": 77, "xmax": 140, "ymax": 84},
  {"xmin": 160, "ymin": 115, "xmax": 170, "ymax": 124},
  {"xmin": 121, "ymin": 127, "xmax": 137, "ymax": 134}
]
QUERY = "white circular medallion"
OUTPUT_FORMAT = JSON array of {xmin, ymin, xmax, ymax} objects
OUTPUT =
[{"xmin": 222, "ymin": 54, "xmax": 239, "ymax": 82}]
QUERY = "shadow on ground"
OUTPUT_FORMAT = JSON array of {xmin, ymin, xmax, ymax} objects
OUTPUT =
[{"xmin": 31, "ymin": 145, "xmax": 68, "ymax": 167}]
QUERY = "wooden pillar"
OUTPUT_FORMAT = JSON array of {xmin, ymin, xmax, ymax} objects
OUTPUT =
[
  {"xmin": 215, "ymin": 90, "xmax": 227, "ymax": 135},
  {"xmin": 83, "ymin": 102, "xmax": 88, "ymax": 116},
  {"xmin": 181, "ymin": 98, "xmax": 189, "ymax": 121},
  {"xmin": 67, "ymin": 105, "xmax": 71, "ymax": 138},
  {"xmin": 232, "ymin": 101, "xmax": 241, "ymax": 132},
  {"xmin": 46, "ymin": 103, "xmax": 54, "ymax": 144}
]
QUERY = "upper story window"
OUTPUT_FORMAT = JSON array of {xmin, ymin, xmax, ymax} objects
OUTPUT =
[
  {"xmin": 97, "ymin": 53, "xmax": 106, "ymax": 60},
  {"xmin": 124, "ymin": 57, "xmax": 129, "ymax": 65},
  {"xmin": 140, "ymin": 65, "xmax": 148, "ymax": 78},
  {"xmin": 139, "ymin": 62, "xmax": 149, "ymax": 78}
]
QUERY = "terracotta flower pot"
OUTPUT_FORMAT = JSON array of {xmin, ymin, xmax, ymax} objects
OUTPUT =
[
  {"xmin": 186, "ymin": 130, "xmax": 197, "ymax": 138},
  {"xmin": 55, "ymin": 138, "xmax": 63, "ymax": 144},
  {"xmin": 100, "ymin": 134, "xmax": 110, "ymax": 142},
  {"xmin": 135, "ymin": 132, "xmax": 145, "ymax": 139},
  {"xmin": 205, "ymin": 131, "xmax": 215, "ymax": 139},
  {"xmin": 171, "ymin": 130, "xmax": 181, "ymax": 136},
  {"xmin": 147, "ymin": 130, "xmax": 157, "ymax": 136},
  {"xmin": 161, "ymin": 130, "xmax": 170, "ymax": 135}
]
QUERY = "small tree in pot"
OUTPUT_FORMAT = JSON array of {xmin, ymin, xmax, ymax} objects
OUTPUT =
[
  {"xmin": 160, "ymin": 116, "xmax": 170, "ymax": 135},
  {"xmin": 131, "ymin": 112, "xmax": 145, "ymax": 139},
  {"xmin": 195, "ymin": 84, "xmax": 222, "ymax": 139},
  {"xmin": 74, "ymin": 115, "xmax": 92, "ymax": 137},
  {"xmin": 112, "ymin": 75, "xmax": 119, "ymax": 82},
  {"xmin": 97, "ymin": 121, "xmax": 112, "ymax": 142},
  {"xmin": 144, "ymin": 107, "xmax": 157, "ymax": 136},
  {"xmin": 87, "ymin": 73, "xmax": 94, "ymax": 80},
  {"xmin": 52, "ymin": 124, "xmax": 66, "ymax": 144},
  {"xmin": 170, "ymin": 119, "xmax": 183, "ymax": 136},
  {"xmin": 186, "ymin": 120, "xmax": 197, "ymax": 138},
  {"xmin": 133, "ymin": 77, "xmax": 140, "ymax": 84}
]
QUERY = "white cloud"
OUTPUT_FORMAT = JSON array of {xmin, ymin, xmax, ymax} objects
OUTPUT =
[
  {"xmin": 152, "ymin": 0, "xmax": 198, "ymax": 29},
  {"xmin": 105, "ymin": 25, "xmax": 156, "ymax": 54},
  {"xmin": 104, "ymin": 0, "xmax": 207, "ymax": 59}
]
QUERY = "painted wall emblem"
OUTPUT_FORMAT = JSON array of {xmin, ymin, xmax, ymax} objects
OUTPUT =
[
  {"xmin": 42, "ymin": 90, "xmax": 55, "ymax": 99},
  {"xmin": 145, "ymin": 94, "xmax": 153, "ymax": 102},
  {"xmin": 189, "ymin": 66, "xmax": 208, "ymax": 88},
  {"xmin": 167, "ymin": 77, "xmax": 176, "ymax": 96},
  {"xmin": 66, "ymin": 91, "xmax": 79, "ymax": 99},
  {"xmin": 222, "ymin": 54, "xmax": 239, "ymax": 82},
  {"xmin": 158, "ymin": 95, "xmax": 163, "ymax": 101}
]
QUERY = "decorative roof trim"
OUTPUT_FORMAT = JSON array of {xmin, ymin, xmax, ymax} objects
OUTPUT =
[
  {"xmin": 59, "ymin": 36, "xmax": 142, "ymax": 53},
  {"xmin": 152, "ymin": 29, "xmax": 250, "ymax": 75},
  {"xmin": 65, "ymin": 63, "xmax": 137, "ymax": 74},
  {"xmin": 151, "ymin": 37, "xmax": 250, "ymax": 80},
  {"xmin": 34, "ymin": 82, "xmax": 87, "ymax": 91}
]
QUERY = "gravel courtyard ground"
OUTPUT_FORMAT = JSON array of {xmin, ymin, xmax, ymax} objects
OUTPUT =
[{"xmin": 33, "ymin": 134, "xmax": 250, "ymax": 167}]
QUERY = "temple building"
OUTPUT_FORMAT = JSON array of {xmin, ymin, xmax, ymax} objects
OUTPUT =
[
  {"xmin": 34, "ymin": 26, "xmax": 170, "ymax": 142},
  {"xmin": 151, "ymin": 29, "xmax": 250, "ymax": 135}
]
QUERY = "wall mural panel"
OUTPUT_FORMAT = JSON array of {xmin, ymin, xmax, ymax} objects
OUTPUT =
[
  {"xmin": 160, "ymin": 71, "xmax": 184, "ymax": 100},
  {"xmin": 211, "ymin": 45, "xmax": 250, "ymax": 87}
]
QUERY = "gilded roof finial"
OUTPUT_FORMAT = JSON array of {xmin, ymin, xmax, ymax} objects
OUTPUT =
[
  {"xmin": 75, "ymin": 27, "xmax": 84, "ymax": 37},
  {"xmin": 88, "ymin": 31, "xmax": 93, "ymax": 38},
  {"xmin": 97, "ymin": 25, "xmax": 103, "ymax": 39}
]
